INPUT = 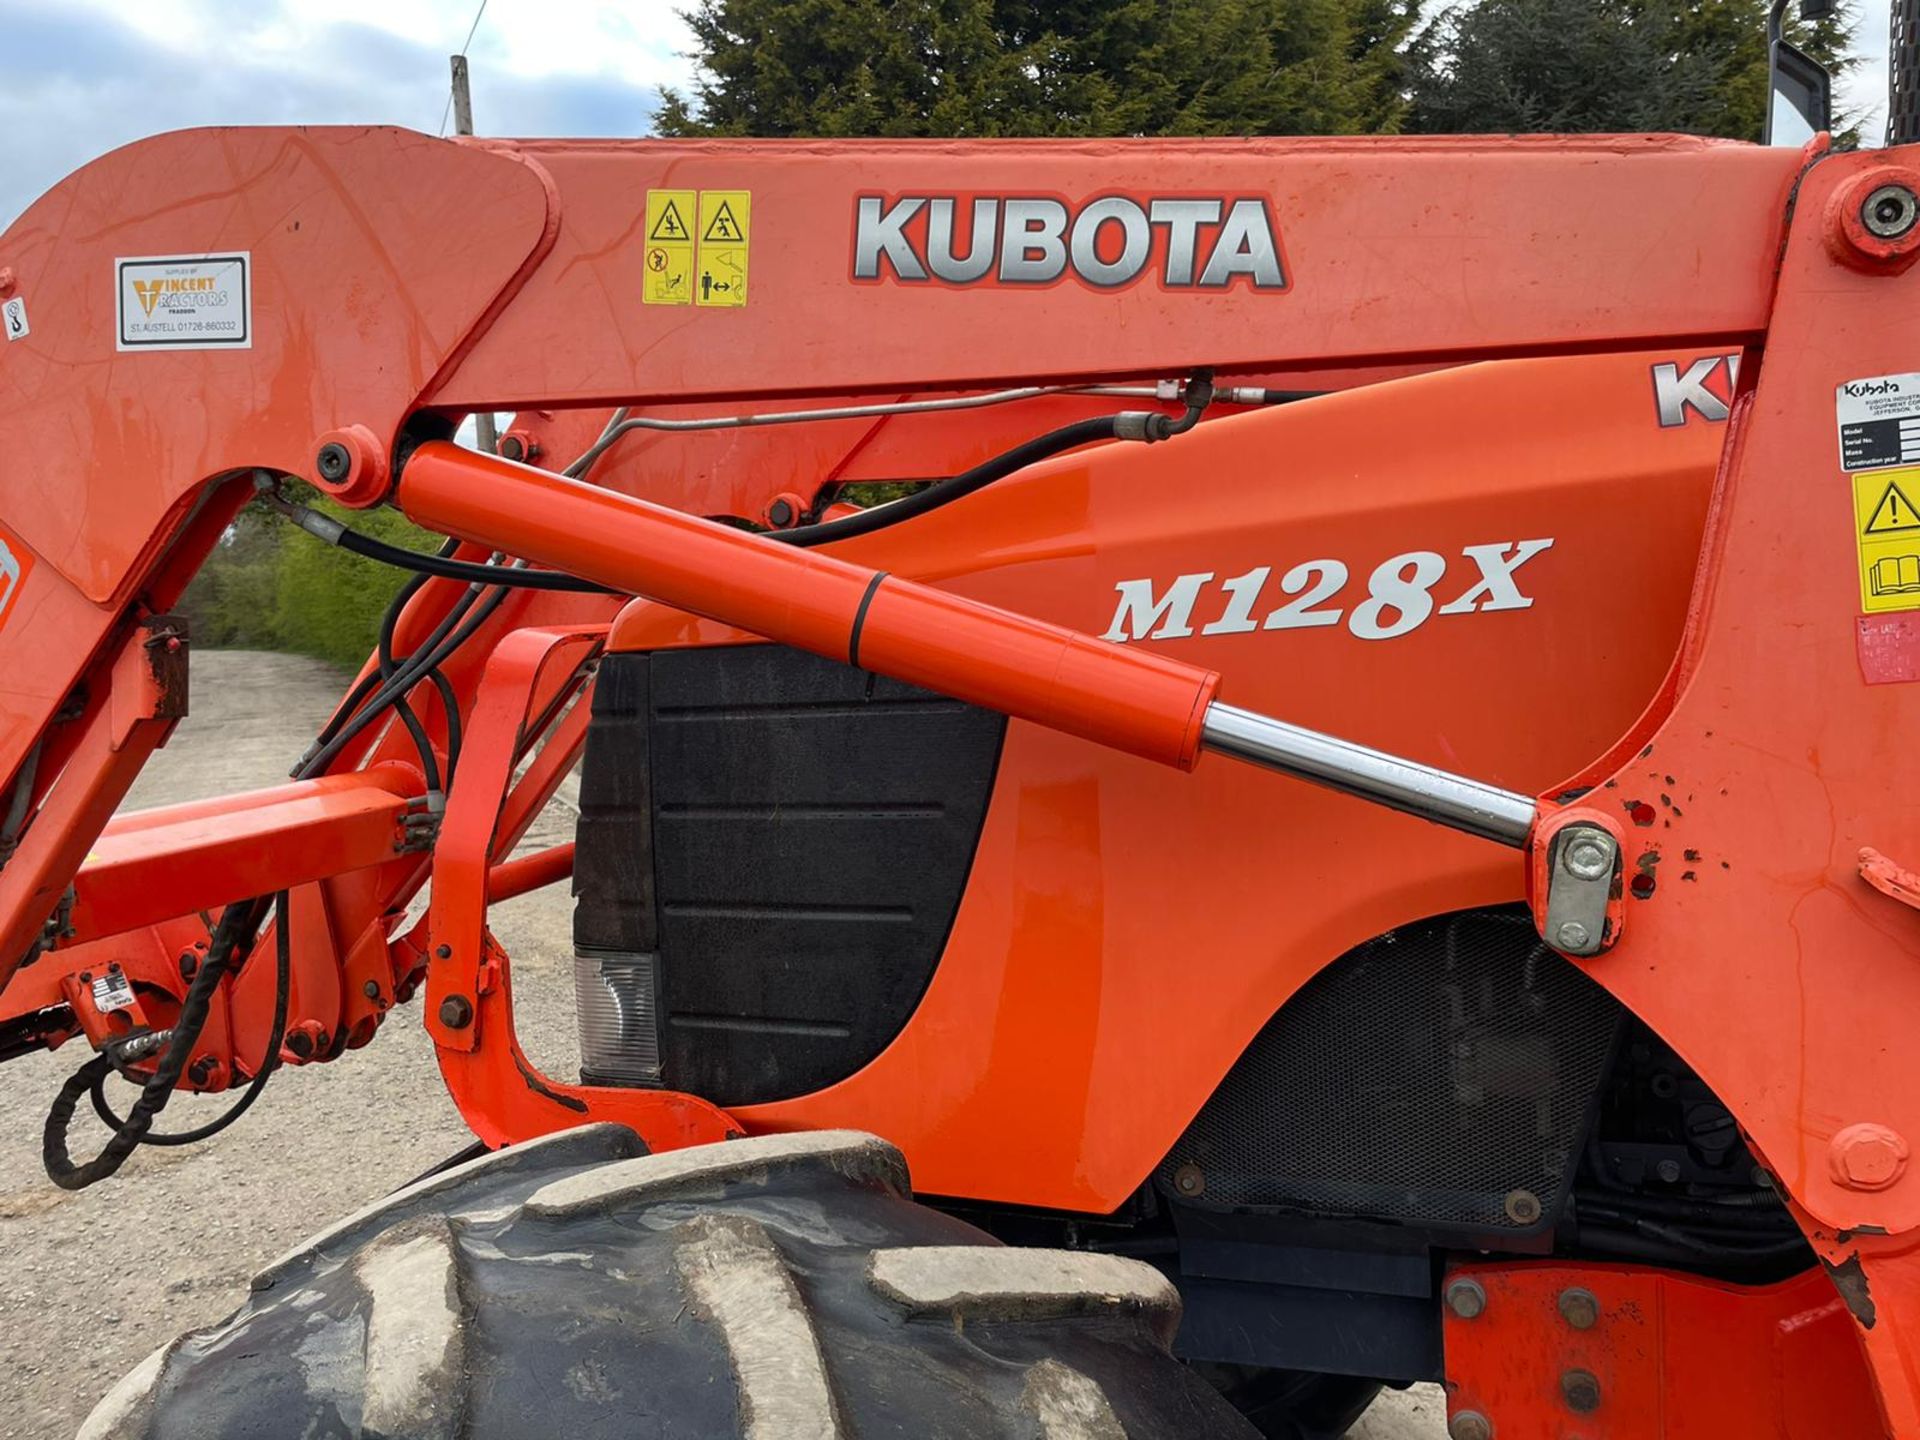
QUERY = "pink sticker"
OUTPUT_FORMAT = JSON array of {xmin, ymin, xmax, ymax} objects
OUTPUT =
[{"xmin": 1858, "ymin": 613, "xmax": 1920, "ymax": 685}]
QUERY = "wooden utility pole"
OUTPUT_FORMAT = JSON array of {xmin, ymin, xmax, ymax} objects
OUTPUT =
[{"xmin": 449, "ymin": 54, "xmax": 499, "ymax": 455}]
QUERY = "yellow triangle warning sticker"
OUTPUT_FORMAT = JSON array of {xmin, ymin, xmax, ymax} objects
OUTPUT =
[
  {"xmin": 649, "ymin": 199, "xmax": 691, "ymax": 242},
  {"xmin": 1852, "ymin": 467, "xmax": 1920, "ymax": 614},
  {"xmin": 703, "ymin": 200, "xmax": 744, "ymax": 243},
  {"xmin": 1866, "ymin": 478, "xmax": 1920, "ymax": 534}
]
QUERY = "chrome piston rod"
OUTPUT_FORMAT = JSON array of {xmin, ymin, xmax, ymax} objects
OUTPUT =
[{"xmin": 1200, "ymin": 703, "xmax": 1537, "ymax": 847}]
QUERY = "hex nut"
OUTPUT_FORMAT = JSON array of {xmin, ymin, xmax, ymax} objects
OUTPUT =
[
  {"xmin": 1555, "ymin": 920, "xmax": 1592, "ymax": 951},
  {"xmin": 1562, "ymin": 831, "xmax": 1615, "ymax": 881},
  {"xmin": 1831, "ymin": 1123, "xmax": 1909, "ymax": 1192},
  {"xmin": 1444, "ymin": 1277, "xmax": 1487, "ymax": 1320},
  {"xmin": 438, "ymin": 994, "xmax": 475, "ymax": 1029},
  {"xmin": 1558, "ymin": 1286, "xmax": 1600, "ymax": 1330}
]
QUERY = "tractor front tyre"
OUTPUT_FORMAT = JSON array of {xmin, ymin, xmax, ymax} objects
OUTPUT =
[{"xmin": 79, "ymin": 1126, "xmax": 1258, "ymax": 1440}]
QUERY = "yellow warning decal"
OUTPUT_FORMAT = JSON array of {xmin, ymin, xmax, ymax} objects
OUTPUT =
[
  {"xmin": 643, "ymin": 189, "xmax": 696, "ymax": 305},
  {"xmin": 696, "ymin": 190, "xmax": 750, "ymax": 307},
  {"xmin": 1853, "ymin": 467, "xmax": 1920, "ymax": 613}
]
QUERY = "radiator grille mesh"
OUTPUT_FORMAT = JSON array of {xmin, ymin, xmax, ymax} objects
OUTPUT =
[{"xmin": 1159, "ymin": 907, "xmax": 1622, "ymax": 1232}]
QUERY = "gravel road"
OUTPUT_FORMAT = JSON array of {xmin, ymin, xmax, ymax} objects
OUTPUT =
[{"xmin": 0, "ymin": 650, "xmax": 1441, "ymax": 1439}]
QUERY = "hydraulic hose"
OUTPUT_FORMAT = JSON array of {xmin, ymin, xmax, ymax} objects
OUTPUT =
[
  {"xmin": 87, "ymin": 892, "xmax": 293, "ymax": 1146},
  {"xmin": 43, "ymin": 894, "xmax": 288, "ymax": 1187},
  {"xmin": 775, "ymin": 415, "xmax": 1135, "ymax": 547},
  {"xmin": 776, "ymin": 375, "xmax": 1214, "ymax": 548},
  {"xmin": 334, "ymin": 526, "xmax": 618, "ymax": 592}
]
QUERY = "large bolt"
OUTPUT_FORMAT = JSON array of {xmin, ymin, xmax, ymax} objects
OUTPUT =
[
  {"xmin": 1831, "ymin": 1123, "xmax": 1909, "ymax": 1192},
  {"xmin": 1558, "ymin": 1287, "xmax": 1600, "ymax": 1330},
  {"xmin": 1561, "ymin": 1369, "xmax": 1602, "ymax": 1415},
  {"xmin": 1448, "ymin": 1411, "xmax": 1493, "ymax": 1440},
  {"xmin": 1562, "ymin": 831, "xmax": 1615, "ymax": 881},
  {"xmin": 1444, "ymin": 1277, "xmax": 1487, "ymax": 1320},
  {"xmin": 1555, "ymin": 920, "xmax": 1591, "ymax": 951},
  {"xmin": 315, "ymin": 442, "xmax": 353, "ymax": 483},
  {"xmin": 438, "ymin": 994, "xmax": 474, "ymax": 1029},
  {"xmin": 1863, "ymin": 184, "xmax": 1920, "ymax": 241}
]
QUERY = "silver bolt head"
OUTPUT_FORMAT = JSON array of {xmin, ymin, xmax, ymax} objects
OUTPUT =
[
  {"xmin": 1863, "ymin": 183, "xmax": 1920, "ymax": 240},
  {"xmin": 1558, "ymin": 1286, "xmax": 1600, "ymax": 1330},
  {"xmin": 1444, "ymin": 1277, "xmax": 1487, "ymax": 1320},
  {"xmin": 1562, "ymin": 832, "xmax": 1615, "ymax": 880},
  {"xmin": 1556, "ymin": 920, "xmax": 1592, "ymax": 951},
  {"xmin": 1450, "ymin": 1411, "xmax": 1493, "ymax": 1440}
]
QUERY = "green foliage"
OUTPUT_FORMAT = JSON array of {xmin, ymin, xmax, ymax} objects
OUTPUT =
[
  {"xmin": 176, "ymin": 491, "xmax": 439, "ymax": 673},
  {"xmin": 1404, "ymin": 0, "xmax": 1860, "ymax": 141},
  {"xmin": 655, "ymin": 0, "xmax": 1418, "ymax": 138},
  {"xmin": 176, "ymin": 507, "xmax": 285, "ymax": 650}
]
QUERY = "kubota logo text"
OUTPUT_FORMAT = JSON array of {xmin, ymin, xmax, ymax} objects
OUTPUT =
[{"xmin": 853, "ymin": 195, "xmax": 1287, "ymax": 291}]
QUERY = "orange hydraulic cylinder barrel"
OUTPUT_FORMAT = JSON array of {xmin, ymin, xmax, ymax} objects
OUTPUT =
[{"xmin": 396, "ymin": 442, "xmax": 1220, "ymax": 768}]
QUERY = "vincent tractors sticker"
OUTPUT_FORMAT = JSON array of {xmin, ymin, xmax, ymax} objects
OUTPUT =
[{"xmin": 117, "ymin": 253, "xmax": 251, "ymax": 350}]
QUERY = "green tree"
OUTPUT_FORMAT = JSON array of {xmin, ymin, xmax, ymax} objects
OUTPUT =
[
  {"xmin": 177, "ymin": 490, "xmax": 439, "ymax": 672},
  {"xmin": 655, "ymin": 0, "xmax": 1418, "ymax": 139},
  {"xmin": 1404, "ymin": 0, "xmax": 1859, "ymax": 140}
]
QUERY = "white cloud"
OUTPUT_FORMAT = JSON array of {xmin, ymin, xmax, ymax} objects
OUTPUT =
[{"xmin": 0, "ymin": 0, "xmax": 698, "ymax": 227}]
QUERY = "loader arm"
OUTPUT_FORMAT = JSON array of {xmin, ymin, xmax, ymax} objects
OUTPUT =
[{"xmin": 6, "ymin": 127, "xmax": 1920, "ymax": 1434}]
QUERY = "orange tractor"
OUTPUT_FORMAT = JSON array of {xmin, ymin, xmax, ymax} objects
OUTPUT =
[{"xmin": 6, "ymin": 25, "xmax": 1920, "ymax": 1440}]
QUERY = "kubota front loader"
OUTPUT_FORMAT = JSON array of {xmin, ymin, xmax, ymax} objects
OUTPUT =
[{"xmin": 6, "ymin": 24, "xmax": 1920, "ymax": 1440}]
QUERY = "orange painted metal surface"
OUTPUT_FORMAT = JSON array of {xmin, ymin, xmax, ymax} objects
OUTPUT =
[
  {"xmin": 421, "ymin": 624, "xmax": 736, "ymax": 1149},
  {"xmin": 487, "ymin": 842, "xmax": 574, "ymax": 903},
  {"xmin": 1441, "ymin": 1261, "xmax": 1884, "ymax": 1437},
  {"xmin": 69, "ymin": 768, "xmax": 417, "ymax": 944},
  {"xmin": 438, "ymin": 135, "xmax": 1798, "ymax": 409}
]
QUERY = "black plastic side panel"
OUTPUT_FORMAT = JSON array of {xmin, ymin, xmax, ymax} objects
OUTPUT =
[
  {"xmin": 573, "ymin": 645, "xmax": 1006, "ymax": 1106},
  {"xmin": 1156, "ymin": 906, "xmax": 1622, "ymax": 1243}
]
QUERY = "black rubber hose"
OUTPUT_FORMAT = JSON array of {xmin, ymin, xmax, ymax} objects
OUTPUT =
[
  {"xmin": 311, "ymin": 541, "xmax": 460, "ymax": 753},
  {"xmin": 387, "ymin": 695, "xmax": 441, "ymax": 794},
  {"xmin": 298, "ymin": 582, "xmax": 500, "ymax": 780},
  {"xmin": 87, "ymin": 892, "xmax": 292, "ymax": 1146},
  {"xmin": 423, "ymin": 667, "xmax": 463, "ymax": 780},
  {"xmin": 334, "ymin": 527, "xmax": 619, "ymax": 593},
  {"xmin": 774, "ymin": 415, "xmax": 1134, "ymax": 548},
  {"xmin": 43, "ymin": 896, "xmax": 267, "ymax": 1188}
]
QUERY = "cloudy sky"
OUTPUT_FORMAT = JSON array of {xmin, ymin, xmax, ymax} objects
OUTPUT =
[{"xmin": 0, "ymin": 0, "xmax": 1899, "ymax": 230}]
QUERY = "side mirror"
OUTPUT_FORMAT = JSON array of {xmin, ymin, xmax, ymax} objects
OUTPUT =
[
  {"xmin": 1768, "ymin": 40, "xmax": 1834, "ymax": 144},
  {"xmin": 1765, "ymin": 0, "xmax": 1834, "ymax": 145}
]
